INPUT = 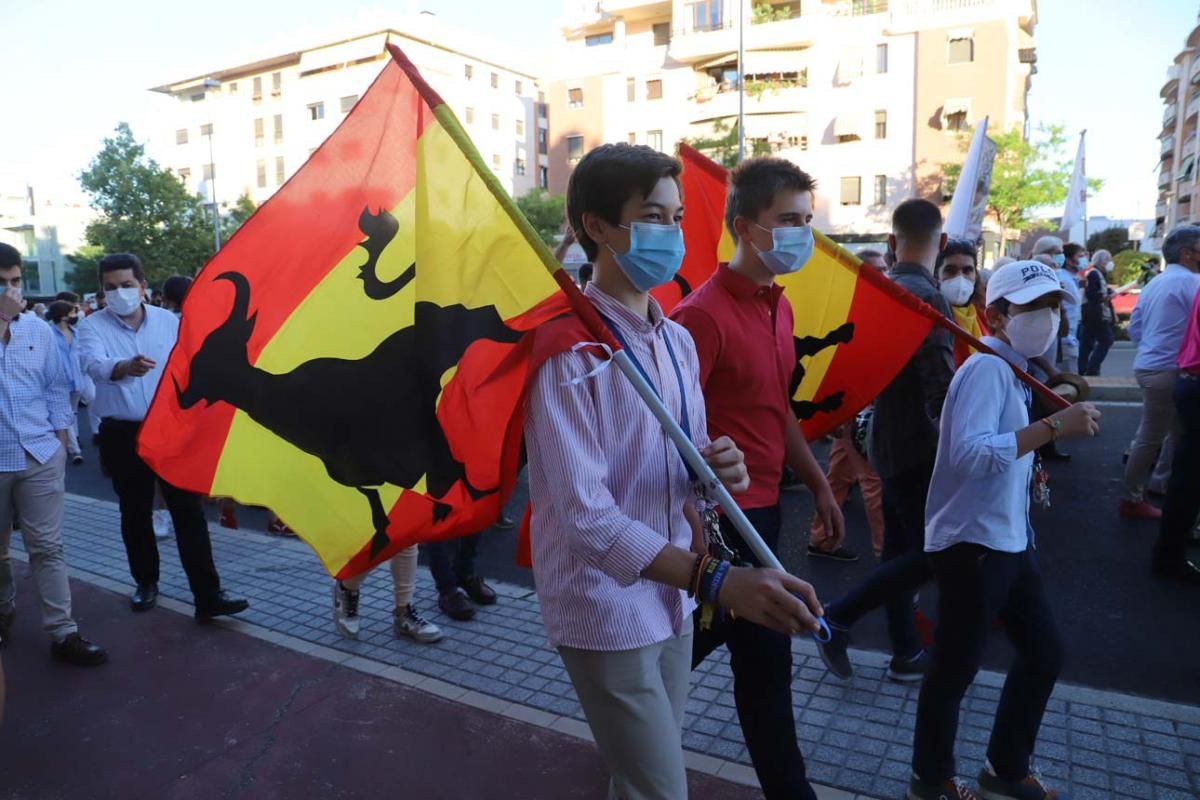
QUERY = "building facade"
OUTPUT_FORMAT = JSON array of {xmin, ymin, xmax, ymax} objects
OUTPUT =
[
  {"xmin": 148, "ymin": 19, "xmax": 547, "ymax": 224},
  {"xmin": 0, "ymin": 182, "xmax": 91, "ymax": 296},
  {"xmin": 549, "ymin": 0, "xmax": 1036, "ymax": 237},
  {"xmin": 1153, "ymin": 14, "xmax": 1200, "ymax": 251}
]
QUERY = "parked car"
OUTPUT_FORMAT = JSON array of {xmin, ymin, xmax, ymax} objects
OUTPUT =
[{"xmin": 1110, "ymin": 281, "xmax": 1140, "ymax": 321}]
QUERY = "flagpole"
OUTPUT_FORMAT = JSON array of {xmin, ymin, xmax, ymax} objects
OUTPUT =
[{"xmin": 737, "ymin": 0, "xmax": 745, "ymax": 162}]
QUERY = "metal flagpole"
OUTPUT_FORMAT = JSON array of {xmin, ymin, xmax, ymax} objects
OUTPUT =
[{"xmin": 737, "ymin": 0, "xmax": 745, "ymax": 161}]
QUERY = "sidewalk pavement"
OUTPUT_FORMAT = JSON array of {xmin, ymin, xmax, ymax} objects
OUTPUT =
[{"xmin": 11, "ymin": 494, "xmax": 1200, "ymax": 800}]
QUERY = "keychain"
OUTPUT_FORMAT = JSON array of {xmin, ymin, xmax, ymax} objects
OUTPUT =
[{"xmin": 1031, "ymin": 454, "xmax": 1051, "ymax": 509}]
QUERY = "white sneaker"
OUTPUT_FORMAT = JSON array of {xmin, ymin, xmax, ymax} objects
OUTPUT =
[
  {"xmin": 152, "ymin": 509, "xmax": 173, "ymax": 540},
  {"xmin": 395, "ymin": 604, "xmax": 442, "ymax": 643},
  {"xmin": 332, "ymin": 581, "xmax": 360, "ymax": 638}
]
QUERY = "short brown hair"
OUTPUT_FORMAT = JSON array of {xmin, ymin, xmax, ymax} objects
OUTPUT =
[
  {"xmin": 891, "ymin": 198, "xmax": 943, "ymax": 245},
  {"xmin": 724, "ymin": 157, "xmax": 816, "ymax": 237}
]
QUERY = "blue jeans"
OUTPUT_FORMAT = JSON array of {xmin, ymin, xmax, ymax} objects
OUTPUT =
[
  {"xmin": 826, "ymin": 462, "xmax": 933, "ymax": 659},
  {"xmin": 692, "ymin": 504, "xmax": 818, "ymax": 800},
  {"xmin": 425, "ymin": 534, "xmax": 480, "ymax": 595},
  {"xmin": 1078, "ymin": 321, "xmax": 1114, "ymax": 376}
]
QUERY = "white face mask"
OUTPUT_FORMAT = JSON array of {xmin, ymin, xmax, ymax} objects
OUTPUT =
[
  {"xmin": 107, "ymin": 287, "xmax": 143, "ymax": 317},
  {"xmin": 1103, "ymin": 261, "xmax": 1113, "ymax": 273},
  {"xmin": 1005, "ymin": 306, "xmax": 1060, "ymax": 358},
  {"xmin": 939, "ymin": 275, "xmax": 975, "ymax": 307}
]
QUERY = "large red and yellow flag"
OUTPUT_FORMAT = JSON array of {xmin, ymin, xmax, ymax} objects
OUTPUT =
[
  {"xmin": 675, "ymin": 143, "xmax": 938, "ymax": 440},
  {"xmin": 138, "ymin": 44, "xmax": 567, "ymax": 580}
]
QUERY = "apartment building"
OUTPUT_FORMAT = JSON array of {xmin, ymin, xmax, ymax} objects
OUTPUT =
[
  {"xmin": 1153, "ymin": 14, "xmax": 1200, "ymax": 251},
  {"xmin": 549, "ymin": 0, "xmax": 1036, "ymax": 237},
  {"xmin": 0, "ymin": 181, "xmax": 91, "ymax": 296},
  {"xmin": 148, "ymin": 17, "xmax": 547, "ymax": 220}
]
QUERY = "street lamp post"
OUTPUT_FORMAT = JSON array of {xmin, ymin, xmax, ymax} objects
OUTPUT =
[{"xmin": 201, "ymin": 78, "xmax": 221, "ymax": 252}]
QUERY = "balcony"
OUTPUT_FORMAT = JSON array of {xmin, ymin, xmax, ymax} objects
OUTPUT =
[
  {"xmin": 1191, "ymin": 57, "xmax": 1200, "ymax": 84},
  {"xmin": 671, "ymin": 1, "xmax": 882, "ymax": 62},
  {"xmin": 1163, "ymin": 134, "xmax": 1177, "ymax": 157},
  {"xmin": 1165, "ymin": 103, "xmax": 1179, "ymax": 129},
  {"xmin": 1188, "ymin": 93, "xmax": 1200, "ymax": 121},
  {"xmin": 1186, "ymin": 130, "xmax": 1199, "ymax": 157},
  {"xmin": 1157, "ymin": 201, "xmax": 1170, "ymax": 218},
  {"xmin": 1160, "ymin": 168, "xmax": 1173, "ymax": 188},
  {"xmin": 562, "ymin": 0, "xmax": 669, "ymax": 28},
  {"xmin": 689, "ymin": 81, "xmax": 807, "ymax": 124},
  {"xmin": 1162, "ymin": 64, "xmax": 1182, "ymax": 99}
]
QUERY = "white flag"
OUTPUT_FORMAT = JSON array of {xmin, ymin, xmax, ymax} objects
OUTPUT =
[
  {"xmin": 945, "ymin": 116, "xmax": 996, "ymax": 242},
  {"xmin": 1061, "ymin": 131, "xmax": 1087, "ymax": 234}
]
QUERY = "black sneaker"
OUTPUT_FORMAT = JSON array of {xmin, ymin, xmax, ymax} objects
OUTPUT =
[
  {"xmin": 977, "ymin": 763, "xmax": 1062, "ymax": 799},
  {"xmin": 888, "ymin": 649, "xmax": 929, "ymax": 682},
  {"xmin": 807, "ymin": 544, "xmax": 860, "ymax": 562},
  {"xmin": 907, "ymin": 775, "xmax": 981, "ymax": 800},
  {"xmin": 438, "ymin": 589, "xmax": 476, "ymax": 621},
  {"xmin": 194, "ymin": 592, "xmax": 250, "ymax": 623},
  {"xmin": 50, "ymin": 633, "xmax": 108, "ymax": 666},
  {"xmin": 817, "ymin": 623, "xmax": 853, "ymax": 681}
]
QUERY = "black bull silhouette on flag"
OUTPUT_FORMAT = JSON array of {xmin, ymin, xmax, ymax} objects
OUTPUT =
[{"xmin": 175, "ymin": 208, "xmax": 523, "ymax": 558}]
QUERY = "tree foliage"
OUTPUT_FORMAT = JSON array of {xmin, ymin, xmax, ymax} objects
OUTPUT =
[
  {"xmin": 515, "ymin": 188, "xmax": 567, "ymax": 246},
  {"xmin": 64, "ymin": 244, "xmax": 104, "ymax": 294},
  {"xmin": 1112, "ymin": 249, "xmax": 1157, "ymax": 286},
  {"xmin": 222, "ymin": 193, "xmax": 258, "ymax": 240},
  {"xmin": 941, "ymin": 124, "xmax": 1103, "ymax": 241},
  {"xmin": 78, "ymin": 123, "xmax": 215, "ymax": 285},
  {"xmin": 679, "ymin": 119, "xmax": 773, "ymax": 169},
  {"xmin": 1086, "ymin": 227, "xmax": 1131, "ymax": 257}
]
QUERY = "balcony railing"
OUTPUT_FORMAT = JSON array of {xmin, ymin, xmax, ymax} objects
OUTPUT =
[
  {"xmin": 1188, "ymin": 94, "xmax": 1200, "ymax": 120},
  {"xmin": 1163, "ymin": 135, "xmax": 1177, "ymax": 156},
  {"xmin": 1165, "ymin": 103, "xmax": 1179, "ymax": 128},
  {"xmin": 1160, "ymin": 169, "xmax": 1173, "ymax": 188},
  {"xmin": 1191, "ymin": 58, "xmax": 1200, "ymax": 84}
]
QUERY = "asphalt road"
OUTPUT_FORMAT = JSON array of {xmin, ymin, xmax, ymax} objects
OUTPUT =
[{"xmin": 64, "ymin": 345, "xmax": 1196, "ymax": 704}]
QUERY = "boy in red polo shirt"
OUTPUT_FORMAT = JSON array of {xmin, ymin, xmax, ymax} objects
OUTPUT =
[{"xmin": 671, "ymin": 157, "xmax": 842, "ymax": 800}]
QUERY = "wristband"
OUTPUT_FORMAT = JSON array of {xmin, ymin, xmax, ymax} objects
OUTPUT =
[
  {"xmin": 1040, "ymin": 416, "xmax": 1061, "ymax": 442},
  {"xmin": 706, "ymin": 560, "xmax": 731, "ymax": 605},
  {"xmin": 686, "ymin": 554, "xmax": 706, "ymax": 599}
]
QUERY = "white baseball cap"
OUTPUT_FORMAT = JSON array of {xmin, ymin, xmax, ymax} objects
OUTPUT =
[{"xmin": 985, "ymin": 259, "xmax": 1075, "ymax": 307}]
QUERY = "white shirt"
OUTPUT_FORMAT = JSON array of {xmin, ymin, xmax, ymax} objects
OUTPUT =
[
  {"xmin": 76, "ymin": 304, "xmax": 178, "ymax": 422},
  {"xmin": 1129, "ymin": 264, "xmax": 1200, "ymax": 372},
  {"xmin": 1056, "ymin": 267, "xmax": 1081, "ymax": 345},
  {"xmin": 926, "ymin": 336, "xmax": 1035, "ymax": 554}
]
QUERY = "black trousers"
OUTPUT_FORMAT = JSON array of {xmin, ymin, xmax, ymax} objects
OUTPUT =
[
  {"xmin": 1154, "ymin": 373, "xmax": 1200, "ymax": 569},
  {"xmin": 912, "ymin": 544, "xmax": 1061, "ymax": 785},
  {"xmin": 692, "ymin": 504, "xmax": 817, "ymax": 800},
  {"xmin": 426, "ymin": 534, "xmax": 481, "ymax": 595},
  {"xmin": 99, "ymin": 419, "xmax": 221, "ymax": 606}
]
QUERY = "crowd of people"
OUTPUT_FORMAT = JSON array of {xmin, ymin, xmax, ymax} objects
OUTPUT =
[{"xmin": 1, "ymin": 140, "xmax": 1198, "ymax": 799}]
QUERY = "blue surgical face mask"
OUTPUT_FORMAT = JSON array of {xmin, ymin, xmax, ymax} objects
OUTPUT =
[
  {"xmin": 606, "ymin": 222, "xmax": 686, "ymax": 292},
  {"xmin": 1052, "ymin": 253, "xmax": 1066, "ymax": 268},
  {"xmin": 753, "ymin": 224, "xmax": 815, "ymax": 275}
]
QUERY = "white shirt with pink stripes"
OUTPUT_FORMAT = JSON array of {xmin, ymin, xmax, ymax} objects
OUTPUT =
[{"xmin": 525, "ymin": 284, "xmax": 710, "ymax": 652}]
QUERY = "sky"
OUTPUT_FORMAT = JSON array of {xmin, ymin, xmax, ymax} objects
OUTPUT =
[{"xmin": 1, "ymin": 0, "xmax": 1194, "ymax": 220}]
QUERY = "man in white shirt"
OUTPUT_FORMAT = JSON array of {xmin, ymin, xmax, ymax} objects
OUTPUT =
[
  {"xmin": 77, "ymin": 253, "xmax": 248, "ymax": 621},
  {"xmin": 909, "ymin": 260, "xmax": 1100, "ymax": 800},
  {"xmin": 1120, "ymin": 225, "xmax": 1200, "ymax": 521}
]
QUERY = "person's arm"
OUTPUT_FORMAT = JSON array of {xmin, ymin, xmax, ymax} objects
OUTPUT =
[
  {"xmin": 76, "ymin": 318, "xmax": 123, "ymax": 383},
  {"xmin": 1127, "ymin": 296, "xmax": 1144, "ymax": 346},
  {"xmin": 784, "ymin": 420, "xmax": 843, "ymax": 545},
  {"xmin": 42, "ymin": 327, "xmax": 74, "ymax": 440},
  {"xmin": 915, "ymin": 290, "xmax": 956, "ymax": 421},
  {"xmin": 1085, "ymin": 270, "xmax": 1105, "ymax": 304}
]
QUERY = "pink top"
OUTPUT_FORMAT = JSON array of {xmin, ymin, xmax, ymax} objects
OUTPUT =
[
  {"xmin": 1179, "ymin": 289, "xmax": 1200, "ymax": 374},
  {"xmin": 525, "ymin": 284, "xmax": 710, "ymax": 651}
]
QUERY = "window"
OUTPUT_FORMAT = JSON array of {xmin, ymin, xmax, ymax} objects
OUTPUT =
[
  {"xmin": 945, "ymin": 109, "xmax": 969, "ymax": 131},
  {"xmin": 271, "ymin": 71, "xmax": 282, "ymax": 96},
  {"xmin": 515, "ymin": 79, "xmax": 523, "ymax": 94},
  {"xmin": 492, "ymin": 113, "xmax": 501, "ymax": 130},
  {"xmin": 653, "ymin": 22, "xmax": 670, "ymax": 46},
  {"xmin": 178, "ymin": 167, "xmax": 191, "ymax": 182},
  {"xmin": 275, "ymin": 156, "xmax": 285, "ymax": 185},
  {"xmin": 567, "ymin": 135, "xmax": 585, "ymax": 164},
  {"xmin": 875, "ymin": 109, "xmax": 887, "ymax": 139},
  {"xmin": 568, "ymin": 87, "xmax": 583, "ymax": 108},
  {"xmin": 340, "ymin": 95, "xmax": 358, "ymax": 113},
  {"xmin": 308, "ymin": 102, "xmax": 325, "ymax": 121},
  {"xmin": 876, "ymin": 43, "xmax": 889, "ymax": 73},
  {"xmin": 252, "ymin": 76, "xmax": 262, "ymax": 102},
  {"xmin": 585, "ymin": 32, "xmax": 614, "ymax": 46},
  {"xmin": 464, "ymin": 63, "xmax": 473, "ymax": 80},
  {"xmin": 948, "ymin": 35, "xmax": 974, "ymax": 64},
  {"xmin": 202, "ymin": 163, "xmax": 214, "ymax": 181},
  {"xmin": 539, "ymin": 165, "xmax": 549, "ymax": 189},
  {"xmin": 465, "ymin": 107, "xmax": 475, "ymax": 124},
  {"xmin": 873, "ymin": 175, "xmax": 887, "ymax": 206},
  {"xmin": 490, "ymin": 72, "xmax": 499, "ymax": 89},
  {"xmin": 538, "ymin": 90, "xmax": 546, "ymax": 104},
  {"xmin": 628, "ymin": 132, "xmax": 637, "ymax": 144},
  {"xmin": 256, "ymin": 160, "xmax": 267, "ymax": 188},
  {"xmin": 646, "ymin": 79, "xmax": 663, "ymax": 100},
  {"xmin": 627, "ymin": 77, "xmax": 636, "ymax": 102},
  {"xmin": 516, "ymin": 118, "xmax": 525, "ymax": 136},
  {"xmin": 254, "ymin": 118, "xmax": 264, "ymax": 147},
  {"xmin": 175, "ymin": 128, "xmax": 189, "ymax": 145},
  {"xmin": 647, "ymin": 130, "xmax": 663, "ymax": 151},
  {"xmin": 229, "ymin": 81, "xmax": 238, "ymax": 95},
  {"xmin": 786, "ymin": 135, "xmax": 808, "ymax": 151},
  {"xmin": 690, "ymin": 0, "xmax": 725, "ymax": 32},
  {"xmin": 537, "ymin": 128, "xmax": 548, "ymax": 155},
  {"xmin": 492, "ymin": 153, "xmax": 502, "ymax": 170},
  {"xmin": 840, "ymin": 176, "xmax": 861, "ymax": 206},
  {"xmin": 200, "ymin": 123, "xmax": 213, "ymax": 137},
  {"xmin": 538, "ymin": 102, "xmax": 548, "ymax": 120},
  {"xmin": 273, "ymin": 114, "xmax": 283, "ymax": 144},
  {"xmin": 516, "ymin": 157, "xmax": 527, "ymax": 176}
]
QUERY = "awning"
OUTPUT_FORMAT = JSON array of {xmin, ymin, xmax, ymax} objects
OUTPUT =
[
  {"xmin": 743, "ymin": 49, "xmax": 806, "ymax": 75},
  {"xmin": 834, "ymin": 113, "xmax": 863, "ymax": 139},
  {"xmin": 698, "ymin": 52, "xmax": 737, "ymax": 70},
  {"xmin": 943, "ymin": 98, "xmax": 971, "ymax": 117},
  {"xmin": 741, "ymin": 112, "xmax": 807, "ymax": 139},
  {"xmin": 1178, "ymin": 154, "xmax": 1196, "ymax": 182}
]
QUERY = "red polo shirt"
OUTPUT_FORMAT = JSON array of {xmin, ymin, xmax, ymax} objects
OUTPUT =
[{"xmin": 670, "ymin": 265, "xmax": 795, "ymax": 510}]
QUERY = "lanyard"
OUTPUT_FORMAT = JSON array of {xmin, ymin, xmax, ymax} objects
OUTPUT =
[{"xmin": 597, "ymin": 312, "xmax": 695, "ymax": 478}]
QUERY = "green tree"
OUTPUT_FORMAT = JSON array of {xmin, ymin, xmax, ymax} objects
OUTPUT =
[
  {"xmin": 1086, "ymin": 226, "xmax": 1131, "ymax": 256},
  {"xmin": 942, "ymin": 124, "xmax": 1103, "ymax": 247},
  {"xmin": 515, "ymin": 188, "xmax": 566, "ymax": 246},
  {"xmin": 78, "ymin": 123, "xmax": 215, "ymax": 284},
  {"xmin": 1112, "ymin": 249, "xmax": 1156, "ymax": 286},
  {"xmin": 680, "ymin": 118, "xmax": 773, "ymax": 169},
  {"xmin": 222, "ymin": 193, "xmax": 258, "ymax": 240},
  {"xmin": 64, "ymin": 244, "xmax": 104, "ymax": 293}
]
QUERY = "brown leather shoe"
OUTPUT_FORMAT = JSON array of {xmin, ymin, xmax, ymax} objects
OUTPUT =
[
  {"xmin": 50, "ymin": 634, "xmax": 108, "ymax": 666},
  {"xmin": 438, "ymin": 589, "xmax": 476, "ymax": 621},
  {"xmin": 459, "ymin": 575, "xmax": 497, "ymax": 606}
]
